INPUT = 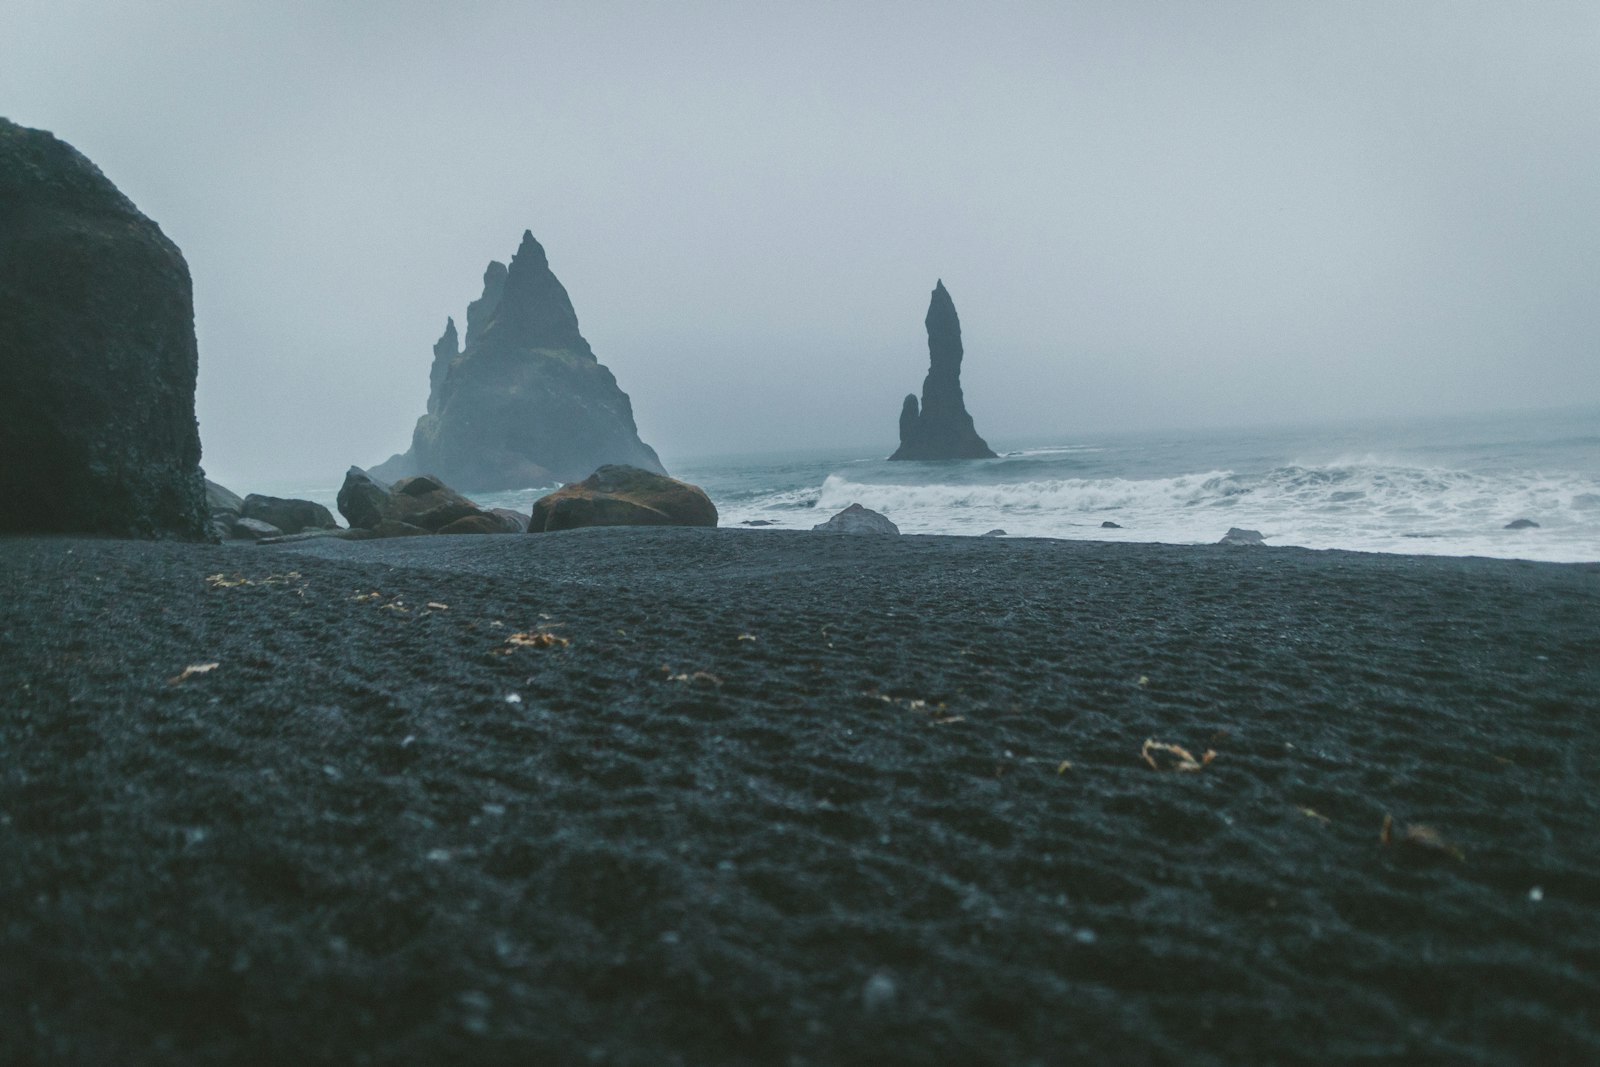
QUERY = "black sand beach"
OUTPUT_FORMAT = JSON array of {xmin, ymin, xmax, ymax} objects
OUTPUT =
[{"xmin": 3, "ymin": 530, "xmax": 1598, "ymax": 1065}]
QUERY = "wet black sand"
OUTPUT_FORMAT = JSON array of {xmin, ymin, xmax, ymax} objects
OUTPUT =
[{"xmin": 2, "ymin": 529, "xmax": 1598, "ymax": 1065}]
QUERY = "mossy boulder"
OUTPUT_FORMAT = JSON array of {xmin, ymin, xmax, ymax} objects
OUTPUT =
[{"xmin": 529, "ymin": 465, "xmax": 717, "ymax": 533}]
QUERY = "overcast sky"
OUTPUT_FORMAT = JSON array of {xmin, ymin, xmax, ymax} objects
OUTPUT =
[{"xmin": 4, "ymin": 1, "xmax": 1597, "ymax": 487}]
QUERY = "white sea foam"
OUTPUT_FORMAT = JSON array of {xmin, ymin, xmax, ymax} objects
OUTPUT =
[{"xmin": 717, "ymin": 457, "xmax": 1600, "ymax": 562}]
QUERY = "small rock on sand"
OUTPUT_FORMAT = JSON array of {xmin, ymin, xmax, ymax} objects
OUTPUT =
[
  {"xmin": 1218, "ymin": 527, "xmax": 1266, "ymax": 546},
  {"xmin": 813, "ymin": 504, "xmax": 900, "ymax": 536}
]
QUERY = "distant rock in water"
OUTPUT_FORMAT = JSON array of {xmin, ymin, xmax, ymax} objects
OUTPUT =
[
  {"xmin": 0, "ymin": 118, "xmax": 208, "ymax": 539},
  {"xmin": 373, "ymin": 231, "xmax": 664, "ymax": 490},
  {"xmin": 1504, "ymin": 518, "xmax": 1540, "ymax": 530},
  {"xmin": 812, "ymin": 503, "xmax": 900, "ymax": 536},
  {"xmin": 529, "ymin": 465, "xmax": 717, "ymax": 533},
  {"xmin": 889, "ymin": 280, "xmax": 997, "ymax": 462},
  {"xmin": 1101, "ymin": 521, "xmax": 1123, "ymax": 529}
]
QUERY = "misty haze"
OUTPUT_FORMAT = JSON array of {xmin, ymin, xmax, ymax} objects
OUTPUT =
[{"xmin": 3, "ymin": 3, "xmax": 1599, "ymax": 1064}]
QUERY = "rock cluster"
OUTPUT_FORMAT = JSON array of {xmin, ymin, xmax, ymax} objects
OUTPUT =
[
  {"xmin": 337, "ymin": 467, "xmax": 522, "ymax": 538},
  {"xmin": 373, "ymin": 231, "xmax": 664, "ymax": 491},
  {"xmin": 205, "ymin": 479, "xmax": 338, "ymax": 540},
  {"xmin": 890, "ymin": 281, "xmax": 997, "ymax": 462},
  {"xmin": 529, "ymin": 465, "xmax": 717, "ymax": 533},
  {"xmin": 0, "ymin": 118, "xmax": 209, "ymax": 539}
]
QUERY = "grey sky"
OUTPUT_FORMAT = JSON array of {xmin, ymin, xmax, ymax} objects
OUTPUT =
[{"xmin": 4, "ymin": 1, "xmax": 1597, "ymax": 487}]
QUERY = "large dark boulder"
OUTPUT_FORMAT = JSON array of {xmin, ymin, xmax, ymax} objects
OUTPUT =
[
  {"xmin": 371, "ymin": 231, "xmax": 665, "ymax": 491},
  {"xmin": 205, "ymin": 478, "xmax": 244, "ymax": 540},
  {"xmin": 889, "ymin": 280, "xmax": 998, "ymax": 462},
  {"xmin": 239, "ymin": 494, "xmax": 337, "ymax": 536},
  {"xmin": 0, "ymin": 118, "xmax": 208, "ymax": 539},
  {"xmin": 336, "ymin": 466, "xmax": 391, "ymax": 530},
  {"xmin": 335, "ymin": 467, "xmax": 520, "ymax": 535},
  {"xmin": 529, "ymin": 465, "xmax": 717, "ymax": 533}
]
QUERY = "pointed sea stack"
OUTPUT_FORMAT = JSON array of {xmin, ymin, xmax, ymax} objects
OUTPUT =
[
  {"xmin": 889, "ymin": 280, "xmax": 997, "ymax": 461},
  {"xmin": 372, "ymin": 231, "xmax": 664, "ymax": 490}
]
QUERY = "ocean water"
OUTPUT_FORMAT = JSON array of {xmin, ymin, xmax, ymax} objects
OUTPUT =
[{"xmin": 270, "ymin": 407, "xmax": 1599, "ymax": 563}]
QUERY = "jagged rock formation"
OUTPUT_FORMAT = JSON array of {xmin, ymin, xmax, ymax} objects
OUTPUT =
[
  {"xmin": 0, "ymin": 118, "xmax": 209, "ymax": 539},
  {"xmin": 529, "ymin": 465, "xmax": 717, "ymax": 533},
  {"xmin": 373, "ymin": 232, "xmax": 664, "ymax": 490},
  {"xmin": 889, "ymin": 280, "xmax": 997, "ymax": 461},
  {"xmin": 426, "ymin": 317, "xmax": 458, "ymax": 415}
]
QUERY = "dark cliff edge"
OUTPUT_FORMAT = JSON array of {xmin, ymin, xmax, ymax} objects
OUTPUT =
[{"xmin": 0, "ymin": 118, "xmax": 209, "ymax": 539}]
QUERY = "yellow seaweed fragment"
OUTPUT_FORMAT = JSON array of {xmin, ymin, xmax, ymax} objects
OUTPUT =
[
  {"xmin": 167, "ymin": 662, "xmax": 219, "ymax": 686},
  {"xmin": 1140, "ymin": 738, "xmax": 1216, "ymax": 773}
]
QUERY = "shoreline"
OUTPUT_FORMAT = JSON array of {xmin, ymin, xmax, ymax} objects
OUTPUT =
[{"xmin": 4, "ymin": 529, "xmax": 1598, "ymax": 1064}]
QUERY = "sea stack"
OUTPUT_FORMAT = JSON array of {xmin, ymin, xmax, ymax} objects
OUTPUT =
[
  {"xmin": 889, "ymin": 280, "xmax": 997, "ymax": 461},
  {"xmin": 0, "ymin": 118, "xmax": 209, "ymax": 539},
  {"xmin": 373, "ymin": 231, "xmax": 665, "ymax": 491}
]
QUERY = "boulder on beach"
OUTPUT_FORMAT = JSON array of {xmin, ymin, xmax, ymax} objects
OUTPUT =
[
  {"xmin": 0, "ymin": 118, "xmax": 209, "ymax": 539},
  {"xmin": 240, "ymin": 494, "xmax": 338, "ymax": 537},
  {"xmin": 371, "ymin": 231, "xmax": 664, "ymax": 491},
  {"xmin": 1504, "ymin": 518, "xmax": 1540, "ymax": 530},
  {"xmin": 812, "ymin": 503, "xmax": 900, "ymax": 536},
  {"xmin": 529, "ymin": 465, "xmax": 717, "ymax": 533},
  {"xmin": 205, "ymin": 479, "xmax": 244, "ymax": 540},
  {"xmin": 342, "ymin": 519, "xmax": 433, "ymax": 541},
  {"xmin": 1218, "ymin": 527, "xmax": 1266, "ymax": 546},
  {"xmin": 889, "ymin": 280, "xmax": 998, "ymax": 462},
  {"xmin": 335, "ymin": 467, "xmax": 521, "ymax": 535},
  {"xmin": 490, "ymin": 508, "xmax": 529, "ymax": 533},
  {"xmin": 231, "ymin": 517, "xmax": 283, "ymax": 540},
  {"xmin": 336, "ymin": 466, "xmax": 391, "ymax": 530}
]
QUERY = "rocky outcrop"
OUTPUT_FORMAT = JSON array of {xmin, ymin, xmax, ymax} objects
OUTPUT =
[
  {"xmin": 426, "ymin": 317, "xmax": 458, "ymax": 415},
  {"xmin": 0, "ymin": 118, "xmax": 209, "ymax": 539},
  {"xmin": 204, "ymin": 481, "xmax": 339, "ymax": 540},
  {"xmin": 889, "ymin": 281, "xmax": 997, "ymax": 462},
  {"xmin": 373, "ymin": 231, "xmax": 664, "ymax": 491},
  {"xmin": 335, "ymin": 466, "xmax": 521, "ymax": 536},
  {"xmin": 1218, "ymin": 527, "xmax": 1266, "ymax": 546},
  {"xmin": 529, "ymin": 465, "xmax": 716, "ymax": 533},
  {"xmin": 812, "ymin": 503, "xmax": 900, "ymax": 536},
  {"xmin": 239, "ymin": 494, "xmax": 337, "ymax": 536}
]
